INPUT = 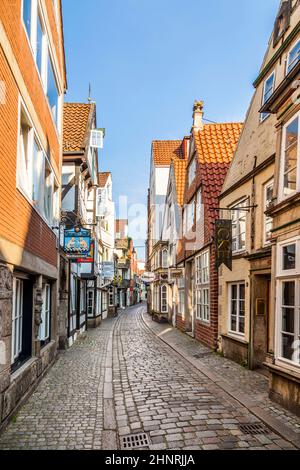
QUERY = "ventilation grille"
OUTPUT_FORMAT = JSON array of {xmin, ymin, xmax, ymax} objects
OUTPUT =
[
  {"xmin": 121, "ymin": 433, "xmax": 150, "ymax": 449},
  {"xmin": 239, "ymin": 423, "xmax": 271, "ymax": 436}
]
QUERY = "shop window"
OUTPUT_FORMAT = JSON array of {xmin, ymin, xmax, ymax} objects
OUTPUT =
[
  {"xmin": 161, "ymin": 285, "xmax": 168, "ymax": 313},
  {"xmin": 39, "ymin": 284, "xmax": 51, "ymax": 345},
  {"xmin": 229, "ymin": 283, "xmax": 245, "ymax": 335},
  {"xmin": 195, "ymin": 250, "xmax": 210, "ymax": 322}
]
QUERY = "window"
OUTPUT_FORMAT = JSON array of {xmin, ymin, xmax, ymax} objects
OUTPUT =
[
  {"xmin": 278, "ymin": 280, "xmax": 300, "ymax": 364},
  {"xmin": 231, "ymin": 199, "xmax": 247, "ymax": 252},
  {"xmin": 87, "ymin": 289, "xmax": 94, "ymax": 317},
  {"xmin": 12, "ymin": 279, "xmax": 24, "ymax": 363},
  {"xmin": 17, "ymin": 105, "xmax": 58, "ymax": 227},
  {"xmin": 47, "ymin": 54, "xmax": 59, "ymax": 126},
  {"xmin": 196, "ymin": 188, "xmax": 202, "ymax": 221},
  {"xmin": 162, "ymin": 249, "xmax": 168, "ymax": 268},
  {"xmin": 90, "ymin": 129, "xmax": 104, "ymax": 149},
  {"xmin": 161, "ymin": 285, "xmax": 168, "ymax": 313},
  {"xmin": 281, "ymin": 115, "xmax": 299, "ymax": 198},
  {"xmin": 186, "ymin": 199, "xmax": 195, "ymax": 233},
  {"xmin": 39, "ymin": 284, "xmax": 51, "ymax": 343},
  {"xmin": 177, "ymin": 278, "xmax": 185, "ymax": 316},
  {"xmin": 195, "ymin": 250, "xmax": 210, "ymax": 322},
  {"xmin": 260, "ymin": 72, "xmax": 275, "ymax": 122},
  {"xmin": 109, "ymin": 287, "xmax": 114, "ymax": 306},
  {"xmin": 229, "ymin": 283, "xmax": 245, "ymax": 335},
  {"xmin": 22, "ymin": 0, "xmax": 32, "ymax": 39},
  {"xmin": 188, "ymin": 158, "xmax": 196, "ymax": 186},
  {"xmin": 287, "ymin": 39, "xmax": 300, "ymax": 74},
  {"xmin": 36, "ymin": 11, "xmax": 46, "ymax": 81},
  {"xmin": 264, "ymin": 180, "xmax": 274, "ymax": 245}
]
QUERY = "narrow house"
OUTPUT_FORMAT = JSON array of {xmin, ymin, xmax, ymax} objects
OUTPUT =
[
  {"xmin": 177, "ymin": 102, "xmax": 242, "ymax": 349},
  {"xmin": 0, "ymin": 0, "xmax": 66, "ymax": 427}
]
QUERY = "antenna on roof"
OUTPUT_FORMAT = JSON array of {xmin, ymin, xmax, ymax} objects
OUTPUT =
[{"xmin": 88, "ymin": 83, "xmax": 92, "ymax": 103}]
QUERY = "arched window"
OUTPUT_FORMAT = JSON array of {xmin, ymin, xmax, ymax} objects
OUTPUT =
[
  {"xmin": 161, "ymin": 285, "xmax": 168, "ymax": 313},
  {"xmin": 162, "ymin": 249, "xmax": 168, "ymax": 268}
]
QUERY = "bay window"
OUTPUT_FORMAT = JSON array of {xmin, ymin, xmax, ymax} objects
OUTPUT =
[
  {"xmin": 229, "ymin": 283, "xmax": 245, "ymax": 335},
  {"xmin": 281, "ymin": 114, "xmax": 299, "ymax": 199},
  {"xmin": 195, "ymin": 250, "xmax": 210, "ymax": 322}
]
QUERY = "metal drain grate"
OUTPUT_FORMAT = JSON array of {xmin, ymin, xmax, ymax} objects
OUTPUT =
[
  {"xmin": 239, "ymin": 423, "xmax": 271, "ymax": 436},
  {"xmin": 121, "ymin": 433, "xmax": 150, "ymax": 449}
]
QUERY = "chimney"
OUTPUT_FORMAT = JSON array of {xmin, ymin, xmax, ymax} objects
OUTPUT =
[{"xmin": 192, "ymin": 100, "xmax": 204, "ymax": 131}]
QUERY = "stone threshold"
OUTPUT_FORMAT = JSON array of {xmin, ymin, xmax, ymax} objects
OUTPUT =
[{"xmin": 141, "ymin": 311, "xmax": 300, "ymax": 450}]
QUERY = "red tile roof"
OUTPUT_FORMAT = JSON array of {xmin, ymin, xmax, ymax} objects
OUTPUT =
[
  {"xmin": 63, "ymin": 103, "xmax": 94, "ymax": 152},
  {"xmin": 98, "ymin": 172, "xmax": 111, "ymax": 187},
  {"xmin": 173, "ymin": 158, "xmax": 187, "ymax": 207},
  {"xmin": 152, "ymin": 140, "xmax": 184, "ymax": 166},
  {"xmin": 194, "ymin": 122, "xmax": 243, "ymax": 233}
]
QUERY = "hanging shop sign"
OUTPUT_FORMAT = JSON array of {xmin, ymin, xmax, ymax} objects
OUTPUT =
[
  {"xmin": 215, "ymin": 219, "xmax": 232, "ymax": 271},
  {"xmin": 140, "ymin": 272, "xmax": 156, "ymax": 284},
  {"xmin": 64, "ymin": 227, "xmax": 91, "ymax": 258},
  {"xmin": 76, "ymin": 240, "xmax": 95, "ymax": 264},
  {"xmin": 101, "ymin": 261, "xmax": 115, "ymax": 280}
]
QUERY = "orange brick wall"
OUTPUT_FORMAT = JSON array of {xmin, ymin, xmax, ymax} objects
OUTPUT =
[{"xmin": 0, "ymin": 1, "xmax": 65, "ymax": 268}]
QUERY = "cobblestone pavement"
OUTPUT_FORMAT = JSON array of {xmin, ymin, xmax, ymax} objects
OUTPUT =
[{"xmin": 0, "ymin": 304, "xmax": 298, "ymax": 450}]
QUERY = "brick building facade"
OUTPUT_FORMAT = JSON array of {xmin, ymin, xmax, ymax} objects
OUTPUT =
[{"xmin": 0, "ymin": 0, "xmax": 66, "ymax": 428}]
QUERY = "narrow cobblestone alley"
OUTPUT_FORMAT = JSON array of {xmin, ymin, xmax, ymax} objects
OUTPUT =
[{"xmin": 0, "ymin": 304, "xmax": 299, "ymax": 450}]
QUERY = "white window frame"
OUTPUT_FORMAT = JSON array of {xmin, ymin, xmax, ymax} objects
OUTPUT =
[
  {"xmin": 11, "ymin": 278, "xmax": 24, "ymax": 364},
  {"xmin": 279, "ymin": 111, "xmax": 300, "ymax": 201},
  {"xmin": 21, "ymin": 0, "xmax": 62, "ymax": 131},
  {"xmin": 162, "ymin": 249, "xmax": 168, "ymax": 269},
  {"xmin": 230, "ymin": 199, "xmax": 247, "ymax": 253},
  {"xmin": 275, "ymin": 278, "xmax": 300, "ymax": 369},
  {"xmin": 228, "ymin": 282, "xmax": 245, "ymax": 336},
  {"xmin": 276, "ymin": 237, "xmax": 300, "ymax": 278},
  {"xmin": 286, "ymin": 38, "xmax": 300, "ymax": 75},
  {"xmin": 161, "ymin": 285, "xmax": 168, "ymax": 313},
  {"xmin": 87, "ymin": 289, "xmax": 94, "ymax": 318},
  {"xmin": 109, "ymin": 287, "xmax": 114, "ymax": 307},
  {"xmin": 186, "ymin": 199, "xmax": 195, "ymax": 233},
  {"xmin": 263, "ymin": 179, "xmax": 274, "ymax": 246},
  {"xmin": 260, "ymin": 71, "xmax": 275, "ymax": 122},
  {"xmin": 188, "ymin": 157, "xmax": 196, "ymax": 186},
  {"xmin": 195, "ymin": 250, "xmax": 210, "ymax": 322},
  {"xmin": 39, "ymin": 283, "xmax": 51, "ymax": 342}
]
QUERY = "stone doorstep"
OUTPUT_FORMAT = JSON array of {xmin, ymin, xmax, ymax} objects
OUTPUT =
[{"xmin": 141, "ymin": 311, "xmax": 300, "ymax": 450}]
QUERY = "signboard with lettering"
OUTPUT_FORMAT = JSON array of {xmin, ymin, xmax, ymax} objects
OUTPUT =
[
  {"xmin": 140, "ymin": 272, "xmax": 156, "ymax": 284},
  {"xmin": 101, "ymin": 262, "xmax": 115, "ymax": 280},
  {"xmin": 215, "ymin": 219, "xmax": 232, "ymax": 271},
  {"xmin": 64, "ymin": 228, "xmax": 91, "ymax": 258},
  {"xmin": 75, "ymin": 240, "xmax": 95, "ymax": 264}
]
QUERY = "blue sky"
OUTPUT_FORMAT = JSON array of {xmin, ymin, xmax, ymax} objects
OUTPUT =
[{"xmin": 62, "ymin": 0, "xmax": 280, "ymax": 260}]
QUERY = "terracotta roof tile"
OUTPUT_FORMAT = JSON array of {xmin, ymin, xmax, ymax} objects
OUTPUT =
[
  {"xmin": 152, "ymin": 140, "xmax": 184, "ymax": 166},
  {"xmin": 98, "ymin": 172, "xmax": 111, "ymax": 187},
  {"xmin": 193, "ymin": 122, "xmax": 243, "ymax": 234},
  {"xmin": 173, "ymin": 159, "xmax": 187, "ymax": 207},
  {"xmin": 63, "ymin": 103, "xmax": 94, "ymax": 152}
]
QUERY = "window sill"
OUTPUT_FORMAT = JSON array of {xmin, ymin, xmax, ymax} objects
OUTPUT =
[{"xmin": 222, "ymin": 332, "xmax": 247, "ymax": 344}]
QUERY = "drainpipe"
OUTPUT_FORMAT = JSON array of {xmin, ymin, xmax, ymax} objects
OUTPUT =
[{"xmin": 248, "ymin": 156, "xmax": 257, "ymax": 370}]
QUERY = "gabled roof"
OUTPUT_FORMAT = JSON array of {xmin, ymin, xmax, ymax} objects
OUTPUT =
[
  {"xmin": 98, "ymin": 172, "xmax": 111, "ymax": 187},
  {"xmin": 63, "ymin": 103, "xmax": 94, "ymax": 153},
  {"xmin": 194, "ymin": 122, "xmax": 243, "ymax": 232},
  {"xmin": 173, "ymin": 158, "xmax": 187, "ymax": 207},
  {"xmin": 152, "ymin": 140, "xmax": 184, "ymax": 166}
]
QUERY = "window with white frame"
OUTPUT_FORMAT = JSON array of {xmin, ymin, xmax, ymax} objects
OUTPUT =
[
  {"xmin": 280, "ymin": 114, "xmax": 299, "ymax": 199},
  {"xmin": 39, "ymin": 284, "xmax": 51, "ymax": 343},
  {"xmin": 229, "ymin": 283, "xmax": 245, "ymax": 335},
  {"xmin": 87, "ymin": 289, "xmax": 94, "ymax": 317},
  {"xmin": 162, "ymin": 249, "xmax": 168, "ymax": 268},
  {"xmin": 287, "ymin": 39, "xmax": 300, "ymax": 74},
  {"xmin": 17, "ymin": 105, "xmax": 58, "ymax": 227},
  {"xmin": 186, "ymin": 199, "xmax": 195, "ymax": 232},
  {"xmin": 109, "ymin": 287, "xmax": 114, "ymax": 306},
  {"xmin": 188, "ymin": 158, "xmax": 196, "ymax": 186},
  {"xmin": 196, "ymin": 188, "xmax": 202, "ymax": 222},
  {"xmin": 177, "ymin": 278, "xmax": 185, "ymax": 316},
  {"xmin": 260, "ymin": 72, "xmax": 275, "ymax": 122},
  {"xmin": 11, "ymin": 278, "xmax": 24, "ymax": 364},
  {"xmin": 161, "ymin": 285, "xmax": 168, "ymax": 313},
  {"xmin": 231, "ymin": 199, "xmax": 247, "ymax": 252},
  {"xmin": 21, "ymin": 1, "xmax": 61, "ymax": 128},
  {"xmin": 195, "ymin": 250, "xmax": 210, "ymax": 322},
  {"xmin": 264, "ymin": 180, "xmax": 274, "ymax": 245}
]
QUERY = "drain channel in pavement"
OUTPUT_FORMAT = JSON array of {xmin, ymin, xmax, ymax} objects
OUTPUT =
[
  {"xmin": 238, "ymin": 423, "xmax": 271, "ymax": 436},
  {"xmin": 121, "ymin": 433, "xmax": 151, "ymax": 449}
]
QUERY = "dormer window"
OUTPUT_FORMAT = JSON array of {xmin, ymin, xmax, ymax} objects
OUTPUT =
[
  {"xmin": 188, "ymin": 158, "xmax": 196, "ymax": 186},
  {"xmin": 90, "ymin": 129, "xmax": 104, "ymax": 149}
]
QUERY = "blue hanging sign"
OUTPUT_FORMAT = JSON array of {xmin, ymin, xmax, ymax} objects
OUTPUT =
[{"xmin": 64, "ymin": 228, "xmax": 91, "ymax": 257}]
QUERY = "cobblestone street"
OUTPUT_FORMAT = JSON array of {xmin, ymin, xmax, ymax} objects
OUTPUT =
[{"xmin": 0, "ymin": 304, "xmax": 299, "ymax": 451}]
